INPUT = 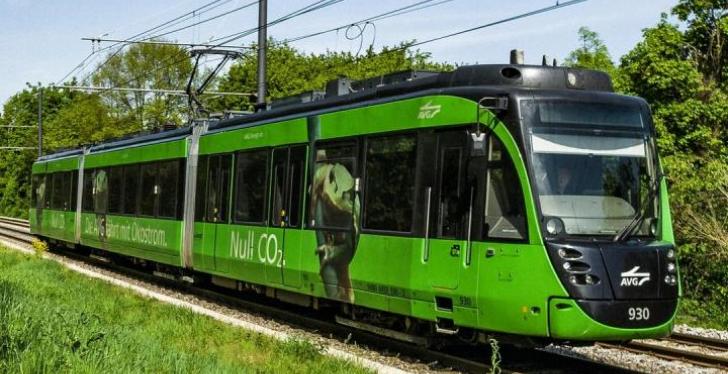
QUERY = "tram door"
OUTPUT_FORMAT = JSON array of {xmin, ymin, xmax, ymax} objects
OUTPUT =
[
  {"xmin": 268, "ymin": 145, "xmax": 306, "ymax": 288},
  {"xmin": 426, "ymin": 130, "xmax": 469, "ymax": 290}
]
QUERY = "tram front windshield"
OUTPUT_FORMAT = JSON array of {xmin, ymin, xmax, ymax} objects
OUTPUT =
[{"xmin": 521, "ymin": 100, "xmax": 657, "ymax": 237}]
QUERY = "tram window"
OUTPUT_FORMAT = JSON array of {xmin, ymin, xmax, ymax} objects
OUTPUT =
[
  {"xmin": 51, "ymin": 172, "xmax": 69, "ymax": 210},
  {"xmin": 270, "ymin": 148, "xmax": 288, "ymax": 226},
  {"xmin": 195, "ymin": 156, "xmax": 208, "ymax": 221},
  {"xmin": 158, "ymin": 160, "xmax": 179, "ymax": 219},
  {"xmin": 308, "ymin": 142, "xmax": 358, "ymax": 229},
  {"xmin": 70, "ymin": 171, "xmax": 78, "ymax": 210},
  {"xmin": 108, "ymin": 167, "xmax": 123, "ymax": 214},
  {"xmin": 93, "ymin": 169, "xmax": 109, "ymax": 214},
  {"xmin": 484, "ymin": 137, "xmax": 526, "ymax": 240},
  {"xmin": 288, "ymin": 146, "xmax": 306, "ymax": 228},
  {"xmin": 206, "ymin": 154, "xmax": 232, "ymax": 223},
  {"xmin": 82, "ymin": 170, "xmax": 94, "ymax": 212},
  {"xmin": 233, "ymin": 150, "xmax": 268, "ymax": 224},
  {"xmin": 31, "ymin": 175, "xmax": 39, "ymax": 208},
  {"xmin": 139, "ymin": 163, "xmax": 158, "ymax": 217},
  {"xmin": 363, "ymin": 135, "xmax": 417, "ymax": 232},
  {"xmin": 122, "ymin": 165, "xmax": 140, "ymax": 215},
  {"xmin": 437, "ymin": 148, "xmax": 466, "ymax": 238}
]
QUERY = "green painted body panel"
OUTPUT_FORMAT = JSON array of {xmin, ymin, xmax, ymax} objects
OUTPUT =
[
  {"xmin": 31, "ymin": 163, "xmax": 46, "ymax": 174},
  {"xmin": 548, "ymin": 298, "xmax": 675, "ymax": 340},
  {"xmin": 84, "ymin": 139, "xmax": 186, "ymax": 168},
  {"xmin": 32, "ymin": 156, "xmax": 80, "ymax": 174},
  {"xmin": 200, "ymin": 118, "xmax": 308, "ymax": 155},
  {"xmin": 30, "ymin": 209, "xmax": 76, "ymax": 243},
  {"xmin": 80, "ymin": 213, "xmax": 182, "ymax": 266},
  {"xmin": 318, "ymin": 96, "xmax": 487, "ymax": 139}
]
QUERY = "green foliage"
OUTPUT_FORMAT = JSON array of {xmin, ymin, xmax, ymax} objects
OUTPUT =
[
  {"xmin": 619, "ymin": 18, "xmax": 703, "ymax": 105},
  {"xmin": 210, "ymin": 40, "xmax": 452, "ymax": 112},
  {"xmin": 564, "ymin": 2, "xmax": 728, "ymax": 327},
  {"xmin": 0, "ymin": 247, "xmax": 371, "ymax": 373},
  {"xmin": 91, "ymin": 42, "xmax": 193, "ymax": 130},
  {"xmin": 615, "ymin": 2, "xmax": 728, "ymax": 327},
  {"xmin": 564, "ymin": 27, "xmax": 617, "ymax": 74}
]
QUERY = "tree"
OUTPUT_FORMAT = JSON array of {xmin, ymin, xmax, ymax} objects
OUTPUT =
[
  {"xmin": 564, "ymin": 27, "xmax": 617, "ymax": 75},
  {"xmin": 91, "ymin": 43, "xmax": 193, "ymax": 130},
  {"xmin": 0, "ymin": 85, "xmax": 76, "ymax": 217},
  {"xmin": 672, "ymin": 0, "xmax": 728, "ymax": 89},
  {"xmin": 617, "ymin": 4, "xmax": 728, "ymax": 326},
  {"xmin": 210, "ymin": 40, "xmax": 452, "ymax": 112}
]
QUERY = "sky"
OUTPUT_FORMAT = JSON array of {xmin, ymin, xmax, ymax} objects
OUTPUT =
[{"xmin": 0, "ymin": 0, "xmax": 677, "ymax": 107}]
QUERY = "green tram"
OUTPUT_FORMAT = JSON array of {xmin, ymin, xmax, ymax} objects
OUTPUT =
[{"xmin": 30, "ymin": 63, "xmax": 679, "ymax": 344}]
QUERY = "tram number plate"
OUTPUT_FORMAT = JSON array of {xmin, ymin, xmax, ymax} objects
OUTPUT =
[{"xmin": 628, "ymin": 307, "xmax": 650, "ymax": 321}]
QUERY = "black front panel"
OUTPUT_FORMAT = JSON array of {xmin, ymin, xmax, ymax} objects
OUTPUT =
[
  {"xmin": 601, "ymin": 243, "xmax": 678, "ymax": 300},
  {"xmin": 546, "ymin": 242, "xmax": 613, "ymax": 300},
  {"xmin": 576, "ymin": 299, "xmax": 677, "ymax": 328}
]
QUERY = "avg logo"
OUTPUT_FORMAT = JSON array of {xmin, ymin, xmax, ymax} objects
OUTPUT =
[
  {"xmin": 620, "ymin": 266, "xmax": 651, "ymax": 287},
  {"xmin": 418, "ymin": 101, "xmax": 441, "ymax": 119}
]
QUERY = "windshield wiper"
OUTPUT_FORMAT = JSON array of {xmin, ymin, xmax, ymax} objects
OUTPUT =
[{"xmin": 613, "ymin": 172, "xmax": 663, "ymax": 242}]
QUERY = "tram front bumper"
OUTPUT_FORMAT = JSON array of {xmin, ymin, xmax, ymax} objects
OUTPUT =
[{"xmin": 548, "ymin": 297, "xmax": 677, "ymax": 341}]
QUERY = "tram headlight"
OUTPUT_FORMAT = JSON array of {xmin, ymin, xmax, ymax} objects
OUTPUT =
[
  {"xmin": 545, "ymin": 217, "xmax": 565, "ymax": 236},
  {"xmin": 667, "ymin": 249, "xmax": 675, "ymax": 259},
  {"xmin": 667, "ymin": 262, "xmax": 676, "ymax": 273},
  {"xmin": 664, "ymin": 275, "xmax": 677, "ymax": 286}
]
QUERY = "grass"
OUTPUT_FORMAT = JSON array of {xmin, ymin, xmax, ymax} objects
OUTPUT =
[
  {"xmin": 675, "ymin": 298, "xmax": 728, "ymax": 330},
  {"xmin": 0, "ymin": 246, "xmax": 372, "ymax": 374}
]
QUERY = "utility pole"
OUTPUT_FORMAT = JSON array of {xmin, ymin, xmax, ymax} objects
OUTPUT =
[
  {"xmin": 256, "ymin": 0, "xmax": 267, "ymax": 109},
  {"xmin": 37, "ymin": 85, "xmax": 43, "ymax": 158}
]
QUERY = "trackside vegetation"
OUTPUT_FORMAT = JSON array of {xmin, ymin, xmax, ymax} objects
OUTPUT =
[{"xmin": 0, "ymin": 246, "xmax": 371, "ymax": 374}]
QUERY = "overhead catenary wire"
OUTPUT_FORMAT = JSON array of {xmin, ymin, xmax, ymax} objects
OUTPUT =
[
  {"xmin": 74, "ymin": 0, "xmax": 240, "ymax": 84},
  {"xmin": 135, "ymin": 0, "xmax": 259, "ymax": 42},
  {"xmin": 380, "ymin": 0, "xmax": 588, "ymax": 54},
  {"xmin": 58, "ymin": 0, "xmax": 233, "ymax": 85},
  {"xmin": 80, "ymin": 38, "xmax": 252, "ymax": 50},
  {"xmin": 54, "ymin": 85, "xmax": 254, "ymax": 97},
  {"xmin": 282, "ymin": 0, "xmax": 452, "ymax": 44},
  {"xmin": 206, "ymin": 0, "xmax": 346, "ymax": 48}
]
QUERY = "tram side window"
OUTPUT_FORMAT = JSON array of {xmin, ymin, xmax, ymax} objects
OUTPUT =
[
  {"xmin": 93, "ymin": 168, "xmax": 109, "ymax": 214},
  {"xmin": 233, "ymin": 150, "xmax": 268, "ymax": 224},
  {"xmin": 438, "ymin": 148, "xmax": 467, "ymax": 238},
  {"xmin": 108, "ymin": 166, "xmax": 123, "ymax": 214},
  {"xmin": 288, "ymin": 146, "xmax": 306, "ymax": 227},
  {"xmin": 122, "ymin": 165, "xmax": 140, "ymax": 215},
  {"xmin": 195, "ymin": 156, "xmax": 208, "ymax": 221},
  {"xmin": 70, "ymin": 171, "xmax": 78, "ymax": 210},
  {"xmin": 205, "ymin": 154, "xmax": 232, "ymax": 223},
  {"xmin": 51, "ymin": 172, "xmax": 71, "ymax": 210},
  {"xmin": 308, "ymin": 142, "xmax": 358, "ymax": 229},
  {"xmin": 139, "ymin": 163, "xmax": 158, "ymax": 217},
  {"xmin": 82, "ymin": 170, "xmax": 94, "ymax": 212},
  {"xmin": 484, "ymin": 137, "xmax": 526, "ymax": 240},
  {"xmin": 158, "ymin": 160, "xmax": 179, "ymax": 219},
  {"xmin": 31, "ymin": 175, "xmax": 42, "ymax": 209},
  {"xmin": 363, "ymin": 135, "xmax": 417, "ymax": 232}
]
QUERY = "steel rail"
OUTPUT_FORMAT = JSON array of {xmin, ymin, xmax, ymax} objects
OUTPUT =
[
  {"xmin": 667, "ymin": 332, "xmax": 728, "ymax": 352},
  {"xmin": 598, "ymin": 340, "xmax": 728, "ymax": 370}
]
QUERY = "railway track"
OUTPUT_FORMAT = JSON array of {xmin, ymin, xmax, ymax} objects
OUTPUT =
[
  {"xmin": 598, "ymin": 333, "xmax": 728, "ymax": 370},
  {"xmin": 1, "ymin": 216, "xmax": 701, "ymax": 373}
]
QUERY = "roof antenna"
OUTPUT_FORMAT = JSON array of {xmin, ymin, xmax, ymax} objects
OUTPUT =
[
  {"xmin": 510, "ymin": 49, "xmax": 524, "ymax": 65},
  {"xmin": 542, "ymin": 55, "xmax": 550, "ymax": 66}
]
